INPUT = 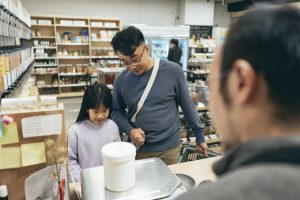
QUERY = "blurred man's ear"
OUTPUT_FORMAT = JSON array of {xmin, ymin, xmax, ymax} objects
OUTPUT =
[{"xmin": 231, "ymin": 59, "xmax": 257, "ymax": 105}]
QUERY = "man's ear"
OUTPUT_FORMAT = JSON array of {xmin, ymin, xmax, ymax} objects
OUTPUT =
[{"xmin": 231, "ymin": 59, "xmax": 257, "ymax": 105}]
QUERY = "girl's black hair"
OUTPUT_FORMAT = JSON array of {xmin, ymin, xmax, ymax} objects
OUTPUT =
[{"xmin": 76, "ymin": 83, "xmax": 112, "ymax": 123}]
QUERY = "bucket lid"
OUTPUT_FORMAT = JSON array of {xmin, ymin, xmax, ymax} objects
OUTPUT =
[{"xmin": 101, "ymin": 142, "xmax": 136, "ymax": 163}]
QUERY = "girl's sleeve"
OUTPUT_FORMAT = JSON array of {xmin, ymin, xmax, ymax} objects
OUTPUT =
[
  {"xmin": 68, "ymin": 125, "xmax": 82, "ymax": 182},
  {"xmin": 112, "ymin": 121, "xmax": 121, "ymax": 142}
]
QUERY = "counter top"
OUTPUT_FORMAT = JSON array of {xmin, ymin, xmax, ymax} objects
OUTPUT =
[
  {"xmin": 169, "ymin": 157, "xmax": 220, "ymax": 185},
  {"xmin": 69, "ymin": 156, "xmax": 221, "ymax": 200}
]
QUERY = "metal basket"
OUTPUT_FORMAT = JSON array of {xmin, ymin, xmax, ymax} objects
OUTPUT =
[{"xmin": 179, "ymin": 146, "xmax": 222, "ymax": 163}]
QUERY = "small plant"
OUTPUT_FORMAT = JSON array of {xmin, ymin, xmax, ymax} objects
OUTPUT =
[{"xmin": 45, "ymin": 138, "xmax": 67, "ymax": 200}]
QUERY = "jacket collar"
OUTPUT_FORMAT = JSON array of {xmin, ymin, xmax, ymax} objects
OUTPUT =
[{"xmin": 213, "ymin": 136, "xmax": 300, "ymax": 176}]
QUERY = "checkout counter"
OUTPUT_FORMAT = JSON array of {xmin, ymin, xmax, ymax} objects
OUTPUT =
[{"xmin": 69, "ymin": 156, "xmax": 220, "ymax": 200}]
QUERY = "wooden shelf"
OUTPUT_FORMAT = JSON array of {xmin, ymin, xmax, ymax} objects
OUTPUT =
[
  {"xmin": 90, "ymin": 40, "xmax": 111, "ymax": 42},
  {"xmin": 57, "ymin": 56, "xmax": 90, "ymax": 59},
  {"xmin": 33, "ymin": 47, "xmax": 57, "ymax": 49},
  {"xmin": 59, "ymin": 73, "xmax": 86, "ymax": 76},
  {"xmin": 57, "ymin": 43, "xmax": 89, "ymax": 46},
  {"xmin": 34, "ymin": 57, "xmax": 57, "ymax": 59},
  {"xmin": 56, "ymin": 24, "xmax": 89, "ymax": 28},
  {"xmin": 33, "ymin": 64, "xmax": 57, "ymax": 67},
  {"xmin": 90, "ymin": 56, "xmax": 118, "ymax": 59},
  {"xmin": 31, "ymin": 36, "xmax": 56, "ymax": 39},
  {"xmin": 31, "ymin": 24, "xmax": 54, "ymax": 27},
  {"xmin": 32, "ymin": 72, "xmax": 58, "ymax": 75},
  {"xmin": 90, "ymin": 26, "xmax": 120, "ymax": 29},
  {"xmin": 91, "ymin": 47, "xmax": 113, "ymax": 50},
  {"xmin": 59, "ymin": 83, "xmax": 86, "ymax": 87},
  {"xmin": 37, "ymin": 85, "xmax": 59, "ymax": 88}
]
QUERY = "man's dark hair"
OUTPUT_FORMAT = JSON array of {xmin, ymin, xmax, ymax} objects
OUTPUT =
[
  {"xmin": 111, "ymin": 26, "xmax": 145, "ymax": 56},
  {"xmin": 221, "ymin": 5, "xmax": 300, "ymax": 121},
  {"xmin": 171, "ymin": 39, "xmax": 179, "ymax": 47}
]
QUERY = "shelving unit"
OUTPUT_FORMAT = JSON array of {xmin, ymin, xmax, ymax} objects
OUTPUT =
[
  {"xmin": 0, "ymin": 1, "xmax": 33, "ymax": 99},
  {"xmin": 30, "ymin": 15, "xmax": 122, "ymax": 97}
]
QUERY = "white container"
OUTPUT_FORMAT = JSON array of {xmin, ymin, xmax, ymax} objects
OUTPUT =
[{"xmin": 101, "ymin": 142, "xmax": 136, "ymax": 192}]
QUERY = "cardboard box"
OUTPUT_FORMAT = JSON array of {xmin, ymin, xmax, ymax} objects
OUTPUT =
[
  {"xmin": 60, "ymin": 20, "xmax": 73, "ymax": 25},
  {"xmin": 73, "ymin": 20, "xmax": 86, "ymax": 26},
  {"xmin": 38, "ymin": 20, "xmax": 52, "ymax": 25}
]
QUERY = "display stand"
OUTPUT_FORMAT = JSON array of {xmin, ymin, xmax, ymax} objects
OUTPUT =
[{"xmin": 0, "ymin": 103, "xmax": 67, "ymax": 200}]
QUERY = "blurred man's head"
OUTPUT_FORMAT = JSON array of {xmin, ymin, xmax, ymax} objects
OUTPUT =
[
  {"xmin": 209, "ymin": 5, "xmax": 300, "ymax": 151},
  {"xmin": 170, "ymin": 39, "xmax": 179, "ymax": 47}
]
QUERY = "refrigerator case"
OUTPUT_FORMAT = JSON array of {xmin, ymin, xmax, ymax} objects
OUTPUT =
[
  {"xmin": 146, "ymin": 38, "xmax": 188, "ymax": 71},
  {"xmin": 132, "ymin": 25, "xmax": 190, "ymax": 72}
]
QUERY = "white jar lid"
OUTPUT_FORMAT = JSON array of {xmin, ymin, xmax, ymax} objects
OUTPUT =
[
  {"xmin": 101, "ymin": 142, "xmax": 136, "ymax": 163},
  {"xmin": 0, "ymin": 185, "xmax": 8, "ymax": 197}
]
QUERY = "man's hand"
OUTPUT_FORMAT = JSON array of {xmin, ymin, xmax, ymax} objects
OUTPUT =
[
  {"xmin": 196, "ymin": 142, "xmax": 208, "ymax": 157},
  {"xmin": 130, "ymin": 128, "xmax": 145, "ymax": 147}
]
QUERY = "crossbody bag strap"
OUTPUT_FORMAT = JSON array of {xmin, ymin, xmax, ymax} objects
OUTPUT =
[{"xmin": 130, "ymin": 57, "xmax": 160, "ymax": 123}]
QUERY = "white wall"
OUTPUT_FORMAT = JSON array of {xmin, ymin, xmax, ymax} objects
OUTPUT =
[
  {"xmin": 178, "ymin": 0, "xmax": 186, "ymax": 25},
  {"xmin": 183, "ymin": 0, "xmax": 214, "ymax": 25},
  {"xmin": 22, "ymin": 0, "xmax": 179, "ymax": 26},
  {"xmin": 214, "ymin": 3, "xmax": 230, "ymax": 27}
]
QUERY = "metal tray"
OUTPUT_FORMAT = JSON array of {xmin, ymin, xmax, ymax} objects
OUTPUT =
[{"xmin": 81, "ymin": 158, "xmax": 181, "ymax": 200}]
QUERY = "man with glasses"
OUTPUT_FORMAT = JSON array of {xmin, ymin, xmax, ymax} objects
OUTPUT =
[{"xmin": 111, "ymin": 26, "xmax": 207, "ymax": 165}]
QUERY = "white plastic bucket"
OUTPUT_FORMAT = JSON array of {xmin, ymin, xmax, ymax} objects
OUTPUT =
[{"xmin": 101, "ymin": 142, "xmax": 136, "ymax": 192}]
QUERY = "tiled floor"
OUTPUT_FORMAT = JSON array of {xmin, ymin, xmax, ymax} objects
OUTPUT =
[{"xmin": 58, "ymin": 97, "xmax": 83, "ymax": 129}]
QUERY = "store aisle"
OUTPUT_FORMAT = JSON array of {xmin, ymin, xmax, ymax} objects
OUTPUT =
[{"xmin": 58, "ymin": 97, "xmax": 82, "ymax": 129}]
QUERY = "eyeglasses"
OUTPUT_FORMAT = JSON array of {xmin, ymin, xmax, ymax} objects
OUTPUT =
[{"xmin": 120, "ymin": 45, "xmax": 146, "ymax": 67}]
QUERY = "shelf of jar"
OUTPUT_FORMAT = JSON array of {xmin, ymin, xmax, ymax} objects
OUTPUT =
[
  {"xmin": 55, "ymin": 24, "xmax": 89, "ymax": 28},
  {"xmin": 57, "ymin": 56, "xmax": 90, "ymax": 59},
  {"xmin": 59, "ymin": 83, "xmax": 86, "ymax": 87},
  {"xmin": 32, "ymin": 47, "xmax": 57, "ymax": 49},
  {"xmin": 59, "ymin": 73, "xmax": 86, "ymax": 76},
  {"xmin": 33, "ymin": 64, "xmax": 57, "ymax": 67},
  {"xmin": 57, "ymin": 43, "xmax": 89, "ymax": 46},
  {"xmin": 31, "ymin": 36, "xmax": 56, "ymax": 39}
]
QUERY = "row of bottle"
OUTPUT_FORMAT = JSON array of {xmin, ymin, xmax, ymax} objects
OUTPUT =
[
  {"xmin": 0, "ymin": 48, "xmax": 33, "ymax": 91},
  {"xmin": 60, "ymin": 77, "xmax": 87, "ymax": 85},
  {"xmin": 34, "ymin": 60, "xmax": 56, "ymax": 66},
  {"xmin": 59, "ymin": 64, "xmax": 89, "ymax": 73},
  {"xmin": 57, "ymin": 49, "xmax": 88, "ymax": 57},
  {"xmin": 33, "ymin": 40, "xmax": 56, "ymax": 48}
]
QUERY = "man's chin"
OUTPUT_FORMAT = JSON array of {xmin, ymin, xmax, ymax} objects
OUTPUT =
[{"xmin": 131, "ymin": 69, "xmax": 143, "ymax": 75}]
